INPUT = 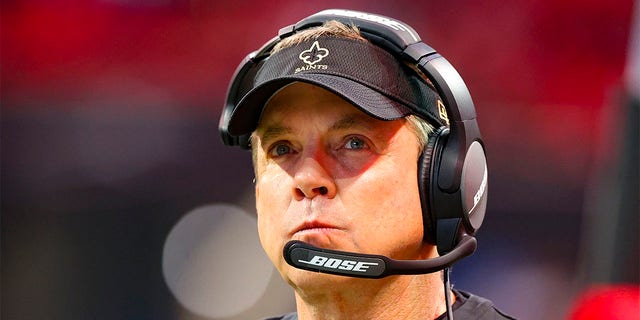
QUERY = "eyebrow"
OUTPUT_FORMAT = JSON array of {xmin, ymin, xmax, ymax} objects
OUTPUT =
[{"xmin": 259, "ymin": 125, "xmax": 294, "ymax": 145}]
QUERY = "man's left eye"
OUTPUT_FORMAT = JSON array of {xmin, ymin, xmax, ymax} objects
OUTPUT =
[{"xmin": 343, "ymin": 136, "xmax": 368, "ymax": 150}]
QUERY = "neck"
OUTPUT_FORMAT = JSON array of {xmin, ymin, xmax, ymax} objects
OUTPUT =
[{"xmin": 293, "ymin": 272, "xmax": 450, "ymax": 320}]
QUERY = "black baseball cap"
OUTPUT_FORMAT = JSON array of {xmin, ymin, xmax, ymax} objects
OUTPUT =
[{"xmin": 226, "ymin": 36, "xmax": 444, "ymax": 136}]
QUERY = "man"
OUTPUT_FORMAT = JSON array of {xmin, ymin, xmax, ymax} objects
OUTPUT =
[{"xmin": 220, "ymin": 9, "xmax": 514, "ymax": 320}]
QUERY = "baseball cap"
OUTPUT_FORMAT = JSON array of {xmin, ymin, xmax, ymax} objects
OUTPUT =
[{"xmin": 226, "ymin": 36, "xmax": 444, "ymax": 136}]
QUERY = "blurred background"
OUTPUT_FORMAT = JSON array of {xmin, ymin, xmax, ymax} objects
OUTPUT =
[{"xmin": 2, "ymin": 1, "xmax": 638, "ymax": 319}]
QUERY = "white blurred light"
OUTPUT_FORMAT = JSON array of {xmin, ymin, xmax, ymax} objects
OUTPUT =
[{"xmin": 162, "ymin": 204, "xmax": 273, "ymax": 318}]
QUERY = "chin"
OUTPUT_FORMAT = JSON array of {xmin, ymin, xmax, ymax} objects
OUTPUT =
[{"xmin": 283, "ymin": 264, "xmax": 363, "ymax": 293}]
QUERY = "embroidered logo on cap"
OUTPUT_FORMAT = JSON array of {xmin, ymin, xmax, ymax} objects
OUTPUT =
[
  {"xmin": 296, "ymin": 41, "xmax": 329, "ymax": 73},
  {"xmin": 299, "ymin": 41, "xmax": 329, "ymax": 65}
]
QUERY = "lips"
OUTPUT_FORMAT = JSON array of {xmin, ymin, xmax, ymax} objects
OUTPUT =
[{"xmin": 292, "ymin": 220, "xmax": 341, "ymax": 236}]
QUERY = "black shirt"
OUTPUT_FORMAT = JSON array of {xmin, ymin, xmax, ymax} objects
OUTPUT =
[{"xmin": 435, "ymin": 290, "xmax": 515, "ymax": 319}]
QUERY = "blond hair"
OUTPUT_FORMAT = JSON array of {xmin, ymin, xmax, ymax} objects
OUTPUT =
[{"xmin": 272, "ymin": 20, "xmax": 367, "ymax": 53}]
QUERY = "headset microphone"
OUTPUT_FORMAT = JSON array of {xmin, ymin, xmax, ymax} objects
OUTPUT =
[{"xmin": 283, "ymin": 235, "xmax": 476, "ymax": 279}]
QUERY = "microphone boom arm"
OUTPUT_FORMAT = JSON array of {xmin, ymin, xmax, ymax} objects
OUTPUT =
[{"xmin": 283, "ymin": 235, "xmax": 477, "ymax": 279}]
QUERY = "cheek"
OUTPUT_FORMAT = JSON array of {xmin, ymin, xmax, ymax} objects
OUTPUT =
[
  {"xmin": 350, "ymin": 159, "xmax": 424, "ymax": 246},
  {"xmin": 255, "ymin": 167, "xmax": 290, "ymax": 210},
  {"xmin": 255, "ymin": 179, "xmax": 279, "ymax": 229},
  {"xmin": 255, "ymin": 196, "xmax": 279, "ymax": 267},
  {"xmin": 255, "ymin": 171, "xmax": 290, "ymax": 260},
  {"xmin": 365, "ymin": 157, "xmax": 420, "ymax": 207},
  {"xmin": 255, "ymin": 211, "xmax": 272, "ymax": 253}
]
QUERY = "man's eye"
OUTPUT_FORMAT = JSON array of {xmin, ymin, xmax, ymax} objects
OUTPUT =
[
  {"xmin": 343, "ymin": 136, "xmax": 368, "ymax": 150},
  {"xmin": 269, "ymin": 143, "xmax": 292, "ymax": 157}
]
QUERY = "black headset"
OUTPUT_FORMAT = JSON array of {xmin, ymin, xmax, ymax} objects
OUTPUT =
[{"xmin": 219, "ymin": 9, "xmax": 488, "ymax": 256}]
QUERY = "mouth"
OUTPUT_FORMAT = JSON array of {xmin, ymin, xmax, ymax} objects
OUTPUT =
[{"xmin": 292, "ymin": 221, "xmax": 342, "ymax": 237}]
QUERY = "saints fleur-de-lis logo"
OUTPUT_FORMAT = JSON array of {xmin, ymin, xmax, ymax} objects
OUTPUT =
[{"xmin": 299, "ymin": 41, "xmax": 329, "ymax": 66}]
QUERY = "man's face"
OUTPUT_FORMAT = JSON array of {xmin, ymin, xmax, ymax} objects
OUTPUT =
[{"xmin": 253, "ymin": 82, "xmax": 430, "ymax": 287}]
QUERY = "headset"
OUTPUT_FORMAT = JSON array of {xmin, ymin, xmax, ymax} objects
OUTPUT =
[{"xmin": 219, "ymin": 8, "xmax": 488, "ymax": 275}]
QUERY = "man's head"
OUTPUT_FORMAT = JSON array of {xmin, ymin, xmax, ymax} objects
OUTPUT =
[
  {"xmin": 225, "ymin": 20, "xmax": 444, "ymax": 286},
  {"xmin": 219, "ymin": 9, "xmax": 488, "ymax": 290}
]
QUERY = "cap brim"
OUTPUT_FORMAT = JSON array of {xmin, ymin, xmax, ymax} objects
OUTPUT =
[{"xmin": 227, "ymin": 73, "xmax": 412, "ymax": 136}]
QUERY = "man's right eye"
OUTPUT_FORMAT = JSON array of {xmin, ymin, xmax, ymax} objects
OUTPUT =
[{"xmin": 268, "ymin": 143, "xmax": 292, "ymax": 157}]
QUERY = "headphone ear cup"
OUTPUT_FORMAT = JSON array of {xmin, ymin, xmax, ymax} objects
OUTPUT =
[{"xmin": 418, "ymin": 126, "xmax": 448, "ymax": 244}]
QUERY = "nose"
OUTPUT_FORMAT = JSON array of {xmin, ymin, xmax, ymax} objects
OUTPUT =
[{"xmin": 293, "ymin": 156, "xmax": 336, "ymax": 200}]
